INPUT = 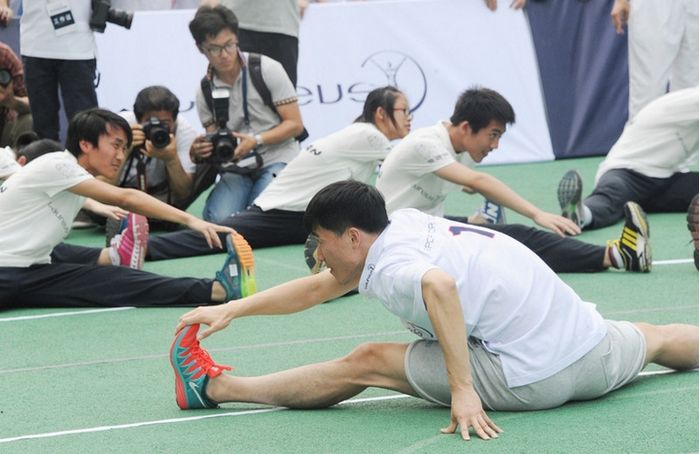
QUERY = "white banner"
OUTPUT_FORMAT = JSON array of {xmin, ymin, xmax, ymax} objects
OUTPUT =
[{"xmin": 95, "ymin": 0, "xmax": 553, "ymax": 164}]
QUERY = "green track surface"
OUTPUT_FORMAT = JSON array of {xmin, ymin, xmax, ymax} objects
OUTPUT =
[{"xmin": 1, "ymin": 157, "xmax": 697, "ymax": 453}]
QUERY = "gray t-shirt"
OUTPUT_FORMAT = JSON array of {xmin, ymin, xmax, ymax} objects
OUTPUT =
[
  {"xmin": 220, "ymin": 0, "xmax": 299, "ymax": 37},
  {"xmin": 195, "ymin": 52, "xmax": 300, "ymax": 166}
]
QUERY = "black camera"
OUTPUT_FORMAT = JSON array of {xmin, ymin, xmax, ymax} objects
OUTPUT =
[
  {"xmin": 90, "ymin": 0, "xmax": 133, "ymax": 33},
  {"xmin": 141, "ymin": 117, "xmax": 171, "ymax": 149},
  {"xmin": 205, "ymin": 129, "xmax": 238, "ymax": 164}
]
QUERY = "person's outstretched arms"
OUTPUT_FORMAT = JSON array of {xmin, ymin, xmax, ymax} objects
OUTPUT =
[
  {"xmin": 69, "ymin": 178, "xmax": 234, "ymax": 249},
  {"xmin": 422, "ymin": 269, "xmax": 502, "ymax": 441},
  {"xmin": 435, "ymin": 163, "xmax": 581, "ymax": 236},
  {"xmin": 176, "ymin": 269, "xmax": 355, "ymax": 339}
]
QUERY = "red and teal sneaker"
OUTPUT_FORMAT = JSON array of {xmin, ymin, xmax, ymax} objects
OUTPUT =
[{"xmin": 170, "ymin": 324, "xmax": 232, "ymax": 409}]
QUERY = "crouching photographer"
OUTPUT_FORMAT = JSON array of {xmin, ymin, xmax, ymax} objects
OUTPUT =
[
  {"xmin": 188, "ymin": 5, "xmax": 304, "ymax": 224},
  {"xmin": 114, "ymin": 85, "xmax": 198, "ymax": 230}
]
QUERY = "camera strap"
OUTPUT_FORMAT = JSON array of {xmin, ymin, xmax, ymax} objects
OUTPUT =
[
  {"xmin": 242, "ymin": 65, "xmax": 251, "ymax": 129},
  {"xmin": 119, "ymin": 149, "xmax": 152, "ymax": 193}
]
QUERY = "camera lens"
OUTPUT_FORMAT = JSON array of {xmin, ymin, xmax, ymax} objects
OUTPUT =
[{"xmin": 150, "ymin": 128, "xmax": 170, "ymax": 149}]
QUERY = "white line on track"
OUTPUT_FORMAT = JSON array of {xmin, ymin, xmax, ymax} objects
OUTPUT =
[
  {"xmin": 0, "ymin": 394, "xmax": 407, "ymax": 444},
  {"xmin": 653, "ymin": 258, "xmax": 694, "ymax": 265},
  {"xmin": 0, "ymin": 306, "xmax": 135, "ymax": 322},
  {"xmin": 0, "ymin": 370, "xmax": 694, "ymax": 444}
]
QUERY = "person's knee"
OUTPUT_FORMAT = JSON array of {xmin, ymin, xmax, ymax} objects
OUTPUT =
[
  {"xmin": 341, "ymin": 343, "xmax": 408, "ymax": 388},
  {"xmin": 342, "ymin": 343, "xmax": 386, "ymax": 374}
]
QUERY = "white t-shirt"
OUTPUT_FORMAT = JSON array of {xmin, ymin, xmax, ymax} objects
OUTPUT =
[
  {"xmin": 119, "ymin": 111, "xmax": 197, "ymax": 189},
  {"xmin": 195, "ymin": 52, "xmax": 299, "ymax": 167},
  {"xmin": 0, "ymin": 151, "xmax": 92, "ymax": 267},
  {"xmin": 359, "ymin": 209, "xmax": 607, "ymax": 388},
  {"xmin": 20, "ymin": 0, "xmax": 96, "ymax": 60},
  {"xmin": 596, "ymin": 86, "xmax": 699, "ymax": 183},
  {"xmin": 376, "ymin": 122, "xmax": 476, "ymax": 216},
  {"xmin": 255, "ymin": 122, "xmax": 391, "ymax": 211}
]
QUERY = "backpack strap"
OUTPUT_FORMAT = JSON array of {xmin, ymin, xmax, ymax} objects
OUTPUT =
[
  {"xmin": 248, "ymin": 52, "xmax": 309, "ymax": 142},
  {"xmin": 247, "ymin": 53, "xmax": 275, "ymax": 112}
]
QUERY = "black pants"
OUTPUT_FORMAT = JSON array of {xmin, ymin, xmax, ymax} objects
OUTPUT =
[
  {"xmin": 446, "ymin": 217, "xmax": 606, "ymax": 273},
  {"xmin": 0, "ymin": 244, "xmax": 214, "ymax": 310},
  {"xmin": 148, "ymin": 206, "xmax": 306, "ymax": 261},
  {"xmin": 585, "ymin": 168, "xmax": 699, "ymax": 229},
  {"xmin": 238, "ymin": 29, "xmax": 299, "ymax": 87},
  {"xmin": 22, "ymin": 57, "xmax": 98, "ymax": 140}
]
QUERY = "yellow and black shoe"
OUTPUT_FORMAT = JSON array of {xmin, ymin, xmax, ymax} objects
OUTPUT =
[{"xmin": 613, "ymin": 201, "xmax": 651, "ymax": 272}]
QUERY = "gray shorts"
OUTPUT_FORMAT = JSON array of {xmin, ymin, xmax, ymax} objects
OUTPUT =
[{"xmin": 404, "ymin": 320, "xmax": 647, "ymax": 411}]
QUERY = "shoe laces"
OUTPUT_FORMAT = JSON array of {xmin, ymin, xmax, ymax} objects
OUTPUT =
[{"xmin": 182, "ymin": 342, "xmax": 232, "ymax": 379}]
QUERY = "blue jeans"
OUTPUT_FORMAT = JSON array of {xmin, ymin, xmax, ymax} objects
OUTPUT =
[{"xmin": 203, "ymin": 162, "xmax": 287, "ymax": 223}]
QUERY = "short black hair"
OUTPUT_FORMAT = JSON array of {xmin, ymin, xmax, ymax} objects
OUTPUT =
[
  {"xmin": 355, "ymin": 86, "xmax": 404, "ymax": 127},
  {"xmin": 449, "ymin": 87, "xmax": 515, "ymax": 133},
  {"xmin": 65, "ymin": 108, "xmax": 133, "ymax": 157},
  {"xmin": 133, "ymin": 86, "xmax": 180, "ymax": 122},
  {"xmin": 304, "ymin": 181, "xmax": 389, "ymax": 235},
  {"xmin": 189, "ymin": 5, "xmax": 239, "ymax": 47},
  {"xmin": 17, "ymin": 138, "xmax": 63, "ymax": 163}
]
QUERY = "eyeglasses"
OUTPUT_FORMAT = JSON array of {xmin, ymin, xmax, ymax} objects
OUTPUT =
[
  {"xmin": 393, "ymin": 107, "xmax": 413, "ymax": 120},
  {"xmin": 0, "ymin": 69, "xmax": 11, "ymax": 87},
  {"xmin": 203, "ymin": 40, "xmax": 237, "ymax": 57}
]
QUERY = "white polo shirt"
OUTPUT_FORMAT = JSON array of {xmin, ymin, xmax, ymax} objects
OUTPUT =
[
  {"xmin": 376, "ymin": 121, "xmax": 476, "ymax": 216},
  {"xmin": 255, "ymin": 122, "xmax": 391, "ymax": 211},
  {"xmin": 359, "ymin": 208, "xmax": 607, "ymax": 387},
  {"xmin": 0, "ymin": 151, "xmax": 92, "ymax": 267}
]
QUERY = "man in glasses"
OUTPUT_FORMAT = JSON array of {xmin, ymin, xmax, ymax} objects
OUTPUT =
[
  {"xmin": 0, "ymin": 43, "xmax": 32, "ymax": 150},
  {"xmin": 187, "ymin": 5, "xmax": 304, "ymax": 224}
]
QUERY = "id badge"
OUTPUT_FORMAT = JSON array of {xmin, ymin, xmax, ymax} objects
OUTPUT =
[{"xmin": 46, "ymin": 1, "xmax": 77, "ymax": 36}]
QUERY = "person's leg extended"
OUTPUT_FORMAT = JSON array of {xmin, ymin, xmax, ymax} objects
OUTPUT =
[
  {"xmin": 584, "ymin": 169, "xmax": 659, "ymax": 229},
  {"xmin": 10, "ymin": 263, "xmax": 225, "ymax": 308},
  {"xmin": 172, "ymin": 324, "xmax": 417, "ymax": 410},
  {"xmin": 211, "ymin": 343, "xmax": 415, "ymax": 408},
  {"xmin": 634, "ymin": 322, "xmax": 699, "ymax": 370},
  {"xmin": 485, "ymin": 223, "xmax": 608, "ymax": 273},
  {"xmin": 147, "ymin": 207, "xmax": 306, "ymax": 260}
]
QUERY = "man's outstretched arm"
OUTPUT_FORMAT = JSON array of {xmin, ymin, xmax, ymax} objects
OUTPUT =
[{"xmin": 176, "ymin": 269, "xmax": 356, "ymax": 339}]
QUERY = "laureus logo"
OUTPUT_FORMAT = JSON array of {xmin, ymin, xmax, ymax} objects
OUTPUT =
[{"xmin": 360, "ymin": 50, "xmax": 428, "ymax": 112}]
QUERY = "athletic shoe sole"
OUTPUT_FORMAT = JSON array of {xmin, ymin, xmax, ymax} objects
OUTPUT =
[
  {"xmin": 622, "ymin": 202, "xmax": 651, "ymax": 272},
  {"xmin": 557, "ymin": 169, "xmax": 583, "ymax": 227},
  {"xmin": 127, "ymin": 214, "xmax": 149, "ymax": 270},
  {"xmin": 228, "ymin": 233, "xmax": 256, "ymax": 297}
]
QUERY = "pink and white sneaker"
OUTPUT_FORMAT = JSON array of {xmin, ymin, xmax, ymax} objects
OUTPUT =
[{"xmin": 109, "ymin": 213, "xmax": 149, "ymax": 270}]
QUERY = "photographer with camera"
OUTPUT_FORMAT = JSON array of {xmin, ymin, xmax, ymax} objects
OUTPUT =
[
  {"xmin": 113, "ymin": 86, "xmax": 198, "ymax": 231},
  {"xmin": 20, "ymin": 0, "xmax": 131, "ymax": 140},
  {"xmin": 188, "ymin": 5, "xmax": 304, "ymax": 224}
]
